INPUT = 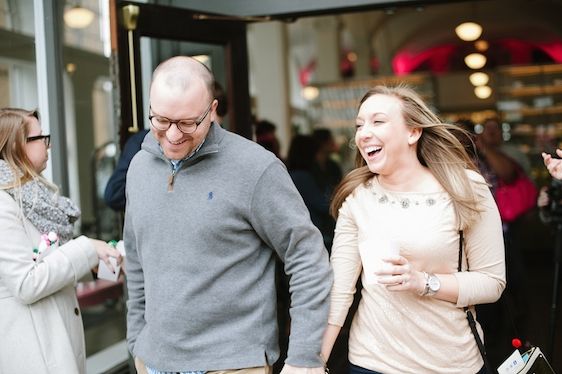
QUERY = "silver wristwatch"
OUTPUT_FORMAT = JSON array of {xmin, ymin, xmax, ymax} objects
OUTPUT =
[{"xmin": 421, "ymin": 272, "xmax": 440, "ymax": 296}]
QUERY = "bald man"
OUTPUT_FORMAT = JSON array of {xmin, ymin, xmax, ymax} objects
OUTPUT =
[{"xmin": 123, "ymin": 56, "xmax": 332, "ymax": 374}]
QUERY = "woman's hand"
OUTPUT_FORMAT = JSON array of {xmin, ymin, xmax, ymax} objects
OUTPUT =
[
  {"xmin": 89, "ymin": 239, "xmax": 122, "ymax": 273},
  {"xmin": 543, "ymin": 149, "xmax": 562, "ymax": 180},
  {"xmin": 375, "ymin": 255, "xmax": 425, "ymax": 295},
  {"xmin": 538, "ymin": 186, "xmax": 550, "ymax": 208}
]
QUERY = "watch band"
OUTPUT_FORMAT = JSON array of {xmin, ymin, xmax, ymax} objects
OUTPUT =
[{"xmin": 419, "ymin": 271, "xmax": 430, "ymax": 296}]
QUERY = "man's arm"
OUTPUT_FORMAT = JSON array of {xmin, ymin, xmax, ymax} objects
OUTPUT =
[
  {"xmin": 250, "ymin": 160, "xmax": 333, "ymax": 369},
  {"xmin": 104, "ymin": 130, "xmax": 148, "ymax": 211},
  {"xmin": 123, "ymin": 196, "xmax": 146, "ymax": 356}
]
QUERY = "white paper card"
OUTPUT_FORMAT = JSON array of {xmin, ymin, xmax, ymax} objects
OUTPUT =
[
  {"xmin": 97, "ymin": 240, "xmax": 125, "ymax": 282},
  {"xmin": 97, "ymin": 256, "xmax": 120, "ymax": 282},
  {"xmin": 497, "ymin": 349, "xmax": 525, "ymax": 374}
]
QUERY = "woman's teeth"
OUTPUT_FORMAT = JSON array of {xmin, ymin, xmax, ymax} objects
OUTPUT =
[{"xmin": 366, "ymin": 146, "xmax": 381, "ymax": 156}]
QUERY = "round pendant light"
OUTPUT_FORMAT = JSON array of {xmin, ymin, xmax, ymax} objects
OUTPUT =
[
  {"xmin": 302, "ymin": 86, "xmax": 319, "ymax": 101},
  {"xmin": 455, "ymin": 22, "xmax": 483, "ymax": 42},
  {"xmin": 469, "ymin": 72, "xmax": 489, "ymax": 86},
  {"xmin": 64, "ymin": 5, "xmax": 95, "ymax": 29},
  {"xmin": 475, "ymin": 40, "xmax": 489, "ymax": 52},
  {"xmin": 474, "ymin": 85, "xmax": 492, "ymax": 99},
  {"xmin": 464, "ymin": 53, "xmax": 487, "ymax": 69}
]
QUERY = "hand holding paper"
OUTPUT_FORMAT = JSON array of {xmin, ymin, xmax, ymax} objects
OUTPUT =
[{"xmin": 97, "ymin": 240, "xmax": 125, "ymax": 282}]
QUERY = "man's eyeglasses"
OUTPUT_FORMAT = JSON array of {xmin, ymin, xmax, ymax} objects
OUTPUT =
[
  {"xmin": 27, "ymin": 134, "xmax": 51, "ymax": 147},
  {"xmin": 148, "ymin": 101, "xmax": 213, "ymax": 134}
]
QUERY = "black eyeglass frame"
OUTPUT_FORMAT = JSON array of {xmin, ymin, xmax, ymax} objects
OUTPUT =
[
  {"xmin": 26, "ymin": 134, "xmax": 51, "ymax": 147},
  {"xmin": 148, "ymin": 101, "xmax": 214, "ymax": 134}
]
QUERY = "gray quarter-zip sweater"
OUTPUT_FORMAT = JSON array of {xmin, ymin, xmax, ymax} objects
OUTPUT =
[{"xmin": 124, "ymin": 123, "xmax": 332, "ymax": 371}]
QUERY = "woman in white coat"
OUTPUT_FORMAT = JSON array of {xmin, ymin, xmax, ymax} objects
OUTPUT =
[{"xmin": 0, "ymin": 108, "xmax": 122, "ymax": 373}]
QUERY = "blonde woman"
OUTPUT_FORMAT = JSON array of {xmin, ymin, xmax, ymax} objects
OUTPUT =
[
  {"xmin": 0, "ymin": 108, "xmax": 122, "ymax": 373},
  {"xmin": 321, "ymin": 86, "xmax": 506, "ymax": 373}
]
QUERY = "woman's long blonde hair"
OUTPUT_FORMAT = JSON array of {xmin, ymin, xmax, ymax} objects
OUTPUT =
[
  {"xmin": 0, "ymin": 108, "xmax": 52, "ymax": 190},
  {"xmin": 330, "ymin": 85, "xmax": 482, "ymax": 229}
]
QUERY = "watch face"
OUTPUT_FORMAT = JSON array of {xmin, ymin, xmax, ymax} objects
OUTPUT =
[{"xmin": 428, "ymin": 275, "xmax": 440, "ymax": 292}]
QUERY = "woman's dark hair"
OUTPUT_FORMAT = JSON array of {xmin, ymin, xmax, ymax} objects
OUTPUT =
[{"xmin": 286, "ymin": 135, "xmax": 318, "ymax": 171}]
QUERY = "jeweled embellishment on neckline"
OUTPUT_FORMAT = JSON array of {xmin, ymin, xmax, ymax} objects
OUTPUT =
[
  {"xmin": 400, "ymin": 198, "xmax": 410, "ymax": 208},
  {"xmin": 367, "ymin": 178, "xmax": 444, "ymax": 208},
  {"xmin": 370, "ymin": 188, "xmax": 441, "ymax": 208}
]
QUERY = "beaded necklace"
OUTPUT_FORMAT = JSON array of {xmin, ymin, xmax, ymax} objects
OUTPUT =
[{"xmin": 32, "ymin": 231, "xmax": 59, "ymax": 261}]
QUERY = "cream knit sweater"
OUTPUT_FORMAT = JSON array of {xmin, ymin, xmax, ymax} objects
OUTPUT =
[{"xmin": 329, "ymin": 170, "xmax": 506, "ymax": 373}]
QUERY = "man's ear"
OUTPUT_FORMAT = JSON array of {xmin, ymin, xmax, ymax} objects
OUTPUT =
[
  {"xmin": 408, "ymin": 127, "xmax": 422, "ymax": 145},
  {"xmin": 209, "ymin": 99, "xmax": 219, "ymax": 123}
]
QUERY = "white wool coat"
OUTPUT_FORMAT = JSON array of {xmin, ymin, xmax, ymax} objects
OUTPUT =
[{"xmin": 0, "ymin": 191, "xmax": 98, "ymax": 374}]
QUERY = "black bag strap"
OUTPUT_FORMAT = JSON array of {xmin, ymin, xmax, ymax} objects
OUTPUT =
[{"xmin": 458, "ymin": 230, "xmax": 494, "ymax": 374}]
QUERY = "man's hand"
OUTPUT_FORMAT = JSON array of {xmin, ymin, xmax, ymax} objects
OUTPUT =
[
  {"xmin": 280, "ymin": 364, "xmax": 325, "ymax": 374},
  {"xmin": 542, "ymin": 149, "xmax": 562, "ymax": 180}
]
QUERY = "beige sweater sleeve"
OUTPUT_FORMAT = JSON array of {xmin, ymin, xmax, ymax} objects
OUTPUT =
[
  {"xmin": 328, "ymin": 200, "xmax": 362, "ymax": 327},
  {"xmin": 455, "ymin": 177, "xmax": 506, "ymax": 307}
]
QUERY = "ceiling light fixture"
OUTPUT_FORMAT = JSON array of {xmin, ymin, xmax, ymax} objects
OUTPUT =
[
  {"xmin": 455, "ymin": 22, "xmax": 483, "ymax": 42},
  {"xmin": 464, "ymin": 53, "xmax": 487, "ymax": 69},
  {"xmin": 475, "ymin": 40, "xmax": 489, "ymax": 52},
  {"xmin": 469, "ymin": 72, "xmax": 489, "ymax": 86},
  {"xmin": 302, "ymin": 86, "xmax": 319, "ymax": 101},
  {"xmin": 474, "ymin": 85, "xmax": 492, "ymax": 99},
  {"xmin": 64, "ymin": 4, "xmax": 95, "ymax": 29}
]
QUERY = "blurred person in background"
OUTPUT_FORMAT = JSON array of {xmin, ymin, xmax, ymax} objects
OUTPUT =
[
  {"xmin": 286, "ymin": 134, "xmax": 335, "ymax": 252},
  {"xmin": 255, "ymin": 119, "xmax": 281, "ymax": 159},
  {"xmin": 312, "ymin": 128, "xmax": 343, "ymax": 195},
  {"xmin": 474, "ymin": 116, "xmax": 535, "ymax": 364}
]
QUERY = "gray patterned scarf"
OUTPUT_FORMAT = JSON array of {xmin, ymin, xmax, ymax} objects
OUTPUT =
[{"xmin": 0, "ymin": 160, "xmax": 80, "ymax": 244}]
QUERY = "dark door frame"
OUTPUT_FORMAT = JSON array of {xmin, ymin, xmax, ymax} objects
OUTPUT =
[{"xmin": 113, "ymin": 1, "xmax": 251, "ymax": 148}]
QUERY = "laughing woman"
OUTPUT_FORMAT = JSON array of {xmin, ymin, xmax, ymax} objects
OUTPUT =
[
  {"xmin": 321, "ymin": 86, "xmax": 506, "ymax": 374},
  {"xmin": 0, "ymin": 108, "xmax": 122, "ymax": 374}
]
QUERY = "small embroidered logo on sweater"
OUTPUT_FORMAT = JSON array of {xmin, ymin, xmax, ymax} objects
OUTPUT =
[{"xmin": 208, "ymin": 192, "xmax": 213, "ymax": 200}]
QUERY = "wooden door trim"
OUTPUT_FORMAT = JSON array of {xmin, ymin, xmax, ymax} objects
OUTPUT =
[{"xmin": 113, "ymin": 1, "xmax": 251, "ymax": 148}]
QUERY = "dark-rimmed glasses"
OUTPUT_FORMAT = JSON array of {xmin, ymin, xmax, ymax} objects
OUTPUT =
[
  {"xmin": 27, "ymin": 134, "xmax": 51, "ymax": 147},
  {"xmin": 148, "ymin": 102, "xmax": 213, "ymax": 134}
]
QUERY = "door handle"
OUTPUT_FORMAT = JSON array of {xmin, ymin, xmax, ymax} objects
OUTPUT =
[{"xmin": 122, "ymin": 4, "xmax": 140, "ymax": 133}]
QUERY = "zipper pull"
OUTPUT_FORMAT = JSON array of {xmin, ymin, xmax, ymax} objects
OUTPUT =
[{"xmin": 168, "ymin": 170, "xmax": 176, "ymax": 192}]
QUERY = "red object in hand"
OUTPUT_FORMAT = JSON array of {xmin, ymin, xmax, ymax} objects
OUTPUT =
[{"xmin": 512, "ymin": 338, "xmax": 522, "ymax": 349}]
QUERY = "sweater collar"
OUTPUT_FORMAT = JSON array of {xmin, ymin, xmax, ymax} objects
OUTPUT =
[{"xmin": 142, "ymin": 122, "xmax": 224, "ymax": 164}]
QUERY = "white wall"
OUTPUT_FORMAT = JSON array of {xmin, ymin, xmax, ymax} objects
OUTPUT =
[{"xmin": 247, "ymin": 21, "xmax": 291, "ymax": 156}]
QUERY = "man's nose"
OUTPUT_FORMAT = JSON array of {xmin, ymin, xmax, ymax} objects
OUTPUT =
[{"xmin": 166, "ymin": 123, "xmax": 184, "ymax": 141}]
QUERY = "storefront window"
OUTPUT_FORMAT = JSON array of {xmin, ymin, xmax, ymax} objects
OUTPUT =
[{"xmin": 1, "ymin": 0, "xmax": 125, "ymax": 366}]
